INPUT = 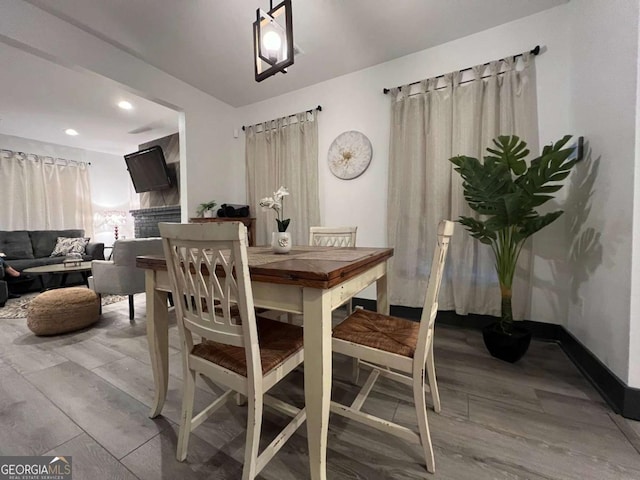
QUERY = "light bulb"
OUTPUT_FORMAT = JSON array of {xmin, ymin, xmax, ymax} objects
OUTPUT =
[
  {"xmin": 65, "ymin": 128, "xmax": 79, "ymax": 136},
  {"xmin": 262, "ymin": 30, "xmax": 282, "ymax": 52},
  {"xmin": 118, "ymin": 100, "xmax": 133, "ymax": 110}
]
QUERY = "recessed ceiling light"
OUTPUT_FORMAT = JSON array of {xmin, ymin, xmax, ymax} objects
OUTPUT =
[
  {"xmin": 118, "ymin": 101, "xmax": 133, "ymax": 110},
  {"xmin": 65, "ymin": 128, "xmax": 79, "ymax": 136}
]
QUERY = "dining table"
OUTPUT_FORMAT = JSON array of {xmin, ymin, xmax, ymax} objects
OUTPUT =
[{"xmin": 136, "ymin": 245, "xmax": 393, "ymax": 480}]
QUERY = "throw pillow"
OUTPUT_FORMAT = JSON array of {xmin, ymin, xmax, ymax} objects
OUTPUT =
[{"xmin": 50, "ymin": 237, "xmax": 90, "ymax": 257}]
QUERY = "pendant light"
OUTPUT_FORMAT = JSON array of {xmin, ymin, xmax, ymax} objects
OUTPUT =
[{"xmin": 253, "ymin": 0, "xmax": 294, "ymax": 82}]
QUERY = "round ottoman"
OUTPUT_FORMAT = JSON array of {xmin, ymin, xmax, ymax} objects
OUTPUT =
[{"xmin": 27, "ymin": 287, "xmax": 100, "ymax": 336}]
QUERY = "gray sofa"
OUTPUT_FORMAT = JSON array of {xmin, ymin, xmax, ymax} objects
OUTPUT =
[{"xmin": 0, "ymin": 229, "xmax": 105, "ymax": 293}]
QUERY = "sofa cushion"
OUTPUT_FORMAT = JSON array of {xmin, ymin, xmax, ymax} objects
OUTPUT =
[
  {"xmin": 30, "ymin": 230, "xmax": 84, "ymax": 258},
  {"xmin": 0, "ymin": 231, "xmax": 34, "ymax": 260},
  {"xmin": 50, "ymin": 237, "xmax": 90, "ymax": 257}
]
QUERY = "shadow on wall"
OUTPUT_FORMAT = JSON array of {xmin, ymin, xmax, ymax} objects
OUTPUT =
[
  {"xmin": 528, "ymin": 144, "xmax": 603, "ymax": 324},
  {"xmin": 566, "ymin": 147, "xmax": 603, "ymax": 304}
]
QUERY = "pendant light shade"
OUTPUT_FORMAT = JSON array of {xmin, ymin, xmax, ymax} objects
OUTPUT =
[{"xmin": 253, "ymin": 0, "xmax": 294, "ymax": 82}]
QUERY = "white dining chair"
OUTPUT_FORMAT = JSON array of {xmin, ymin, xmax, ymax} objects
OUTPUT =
[
  {"xmin": 309, "ymin": 226, "xmax": 358, "ymax": 248},
  {"xmin": 309, "ymin": 226, "xmax": 358, "ymax": 314},
  {"xmin": 159, "ymin": 221, "xmax": 306, "ymax": 480},
  {"xmin": 330, "ymin": 220, "xmax": 453, "ymax": 473}
]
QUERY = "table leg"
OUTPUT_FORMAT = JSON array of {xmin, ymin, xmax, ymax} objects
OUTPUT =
[
  {"xmin": 145, "ymin": 270, "xmax": 169, "ymax": 418},
  {"xmin": 303, "ymin": 287, "xmax": 332, "ymax": 480},
  {"xmin": 376, "ymin": 271, "xmax": 389, "ymax": 315}
]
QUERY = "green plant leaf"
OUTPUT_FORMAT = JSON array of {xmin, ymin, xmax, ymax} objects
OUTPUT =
[
  {"xmin": 458, "ymin": 216, "xmax": 495, "ymax": 244},
  {"xmin": 485, "ymin": 136, "xmax": 529, "ymax": 175},
  {"xmin": 197, "ymin": 200, "xmax": 217, "ymax": 215},
  {"xmin": 520, "ymin": 211, "xmax": 564, "ymax": 238}
]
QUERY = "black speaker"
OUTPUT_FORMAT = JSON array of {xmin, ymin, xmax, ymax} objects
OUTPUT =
[{"xmin": 217, "ymin": 204, "xmax": 250, "ymax": 218}]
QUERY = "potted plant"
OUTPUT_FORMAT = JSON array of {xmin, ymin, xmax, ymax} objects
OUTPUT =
[
  {"xmin": 197, "ymin": 200, "xmax": 217, "ymax": 218},
  {"xmin": 450, "ymin": 135, "xmax": 577, "ymax": 362},
  {"xmin": 259, "ymin": 186, "xmax": 291, "ymax": 253}
]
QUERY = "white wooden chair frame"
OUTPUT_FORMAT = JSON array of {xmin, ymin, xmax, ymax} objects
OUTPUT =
[
  {"xmin": 330, "ymin": 220, "xmax": 453, "ymax": 473},
  {"xmin": 309, "ymin": 226, "xmax": 358, "ymax": 248},
  {"xmin": 308, "ymin": 225, "xmax": 358, "ymax": 314},
  {"xmin": 159, "ymin": 222, "xmax": 305, "ymax": 480}
]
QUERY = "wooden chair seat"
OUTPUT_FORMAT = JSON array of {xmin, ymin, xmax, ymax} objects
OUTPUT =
[
  {"xmin": 192, "ymin": 317, "xmax": 303, "ymax": 376},
  {"xmin": 333, "ymin": 309, "xmax": 419, "ymax": 358}
]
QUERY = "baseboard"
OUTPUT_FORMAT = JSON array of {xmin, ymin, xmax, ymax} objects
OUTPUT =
[
  {"xmin": 352, "ymin": 297, "xmax": 640, "ymax": 421},
  {"xmin": 556, "ymin": 327, "xmax": 640, "ymax": 420}
]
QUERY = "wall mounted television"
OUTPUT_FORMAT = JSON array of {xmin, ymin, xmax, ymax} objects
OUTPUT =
[{"xmin": 124, "ymin": 145, "xmax": 172, "ymax": 193}]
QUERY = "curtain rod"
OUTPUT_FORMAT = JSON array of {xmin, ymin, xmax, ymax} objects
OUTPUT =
[
  {"xmin": 382, "ymin": 45, "xmax": 541, "ymax": 95},
  {"xmin": 242, "ymin": 105, "xmax": 322, "ymax": 131},
  {"xmin": 0, "ymin": 149, "xmax": 91, "ymax": 165}
]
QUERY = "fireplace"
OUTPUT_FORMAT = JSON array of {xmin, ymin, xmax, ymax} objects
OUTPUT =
[{"xmin": 130, "ymin": 206, "xmax": 181, "ymax": 238}]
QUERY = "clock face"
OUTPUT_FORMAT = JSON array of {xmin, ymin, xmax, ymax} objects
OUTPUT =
[{"xmin": 328, "ymin": 131, "xmax": 372, "ymax": 180}]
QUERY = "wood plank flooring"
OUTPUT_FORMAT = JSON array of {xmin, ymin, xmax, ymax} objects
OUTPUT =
[{"xmin": 0, "ymin": 294, "xmax": 639, "ymax": 479}]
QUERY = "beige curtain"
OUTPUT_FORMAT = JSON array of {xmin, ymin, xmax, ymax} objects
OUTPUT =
[
  {"xmin": 246, "ymin": 111, "xmax": 320, "ymax": 246},
  {"xmin": 0, "ymin": 150, "xmax": 94, "ymax": 235},
  {"xmin": 387, "ymin": 53, "xmax": 538, "ymax": 318}
]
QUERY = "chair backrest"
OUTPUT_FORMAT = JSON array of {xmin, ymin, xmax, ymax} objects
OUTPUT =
[
  {"xmin": 159, "ymin": 222, "xmax": 262, "ymax": 377},
  {"xmin": 309, "ymin": 226, "xmax": 357, "ymax": 247},
  {"xmin": 112, "ymin": 238, "xmax": 163, "ymax": 266},
  {"xmin": 414, "ymin": 220, "xmax": 454, "ymax": 369}
]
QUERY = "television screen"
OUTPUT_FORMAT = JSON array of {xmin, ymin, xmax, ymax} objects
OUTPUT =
[{"xmin": 124, "ymin": 146, "xmax": 172, "ymax": 193}]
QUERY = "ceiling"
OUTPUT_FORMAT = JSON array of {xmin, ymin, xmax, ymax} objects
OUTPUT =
[
  {"xmin": 0, "ymin": 0, "xmax": 567, "ymax": 154},
  {"xmin": 0, "ymin": 42, "xmax": 179, "ymax": 156},
  {"xmin": 25, "ymin": 0, "xmax": 567, "ymax": 107}
]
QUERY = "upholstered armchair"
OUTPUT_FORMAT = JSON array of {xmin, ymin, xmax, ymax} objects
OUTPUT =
[{"xmin": 88, "ymin": 238, "xmax": 163, "ymax": 320}]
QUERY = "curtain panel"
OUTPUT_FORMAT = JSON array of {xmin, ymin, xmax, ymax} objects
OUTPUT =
[
  {"xmin": 387, "ymin": 54, "xmax": 538, "ymax": 318},
  {"xmin": 0, "ymin": 151, "xmax": 94, "ymax": 236},
  {"xmin": 246, "ymin": 112, "xmax": 320, "ymax": 246}
]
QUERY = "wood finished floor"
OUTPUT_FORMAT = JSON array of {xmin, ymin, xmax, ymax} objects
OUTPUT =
[{"xmin": 1, "ymin": 294, "xmax": 639, "ymax": 479}]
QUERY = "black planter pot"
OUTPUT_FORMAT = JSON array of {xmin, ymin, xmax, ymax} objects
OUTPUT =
[{"xmin": 482, "ymin": 322, "xmax": 532, "ymax": 363}]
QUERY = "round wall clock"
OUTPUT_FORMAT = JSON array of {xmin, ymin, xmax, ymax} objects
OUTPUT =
[{"xmin": 327, "ymin": 130, "xmax": 372, "ymax": 180}]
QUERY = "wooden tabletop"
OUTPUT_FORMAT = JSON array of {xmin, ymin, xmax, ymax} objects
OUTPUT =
[{"xmin": 136, "ymin": 246, "xmax": 393, "ymax": 289}]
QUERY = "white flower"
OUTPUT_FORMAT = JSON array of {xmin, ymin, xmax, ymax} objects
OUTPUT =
[
  {"xmin": 273, "ymin": 186, "xmax": 289, "ymax": 201},
  {"xmin": 259, "ymin": 196, "xmax": 281, "ymax": 212},
  {"xmin": 258, "ymin": 186, "xmax": 290, "ymax": 232}
]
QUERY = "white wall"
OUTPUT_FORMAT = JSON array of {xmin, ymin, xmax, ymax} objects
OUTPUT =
[
  {"xmin": 238, "ymin": 3, "xmax": 640, "ymax": 387},
  {"xmin": 565, "ymin": 0, "xmax": 639, "ymax": 386},
  {"xmin": 237, "ymin": 5, "xmax": 574, "ymax": 308},
  {"xmin": 0, "ymin": 0, "xmax": 241, "ymax": 222},
  {"xmin": 0, "ymin": 133, "xmax": 135, "ymax": 244},
  {"xmin": 632, "ymin": 4, "xmax": 640, "ymax": 389}
]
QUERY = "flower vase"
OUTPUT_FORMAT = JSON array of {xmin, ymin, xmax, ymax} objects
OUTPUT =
[{"xmin": 272, "ymin": 232, "xmax": 291, "ymax": 254}]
